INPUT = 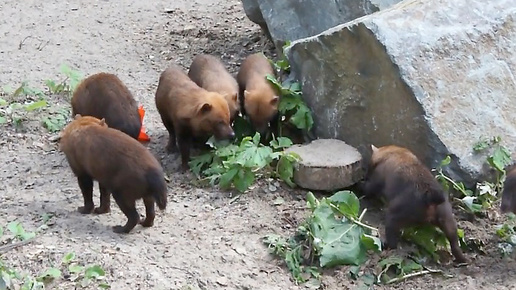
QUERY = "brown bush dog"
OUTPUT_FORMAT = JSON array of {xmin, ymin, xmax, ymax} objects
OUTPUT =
[
  {"xmin": 71, "ymin": 72, "xmax": 141, "ymax": 139},
  {"xmin": 155, "ymin": 64, "xmax": 235, "ymax": 171},
  {"xmin": 188, "ymin": 54, "xmax": 240, "ymax": 123},
  {"xmin": 236, "ymin": 53, "xmax": 280, "ymax": 135},
  {"xmin": 59, "ymin": 115, "xmax": 168, "ymax": 234},
  {"xmin": 362, "ymin": 144, "xmax": 468, "ymax": 263},
  {"xmin": 501, "ymin": 166, "xmax": 516, "ymax": 214}
]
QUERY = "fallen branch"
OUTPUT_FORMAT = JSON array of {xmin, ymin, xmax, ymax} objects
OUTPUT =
[
  {"xmin": 0, "ymin": 238, "xmax": 35, "ymax": 253},
  {"xmin": 385, "ymin": 267, "xmax": 453, "ymax": 284}
]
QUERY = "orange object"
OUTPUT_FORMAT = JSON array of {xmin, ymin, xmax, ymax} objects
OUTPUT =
[{"xmin": 137, "ymin": 105, "xmax": 151, "ymax": 142}]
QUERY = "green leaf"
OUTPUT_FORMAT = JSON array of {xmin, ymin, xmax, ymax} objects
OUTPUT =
[
  {"xmin": 277, "ymin": 155, "xmax": 296, "ymax": 187},
  {"xmin": 361, "ymin": 234, "xmax": 382, "ymax": 252},
  {"xmin": 0, "ymin": 116, "xmax": 6, "ymax": 124},
  {"xmin": 328, "ymin": 191, "xmax": 361, "ymax": 218},
  {"xmin": 270, "ymin": 137, "xmax": 293, "ymax": 149},
  {"xmin": 233, "ymin": 168, "xmax": 255, "ymax": 192},
  {"xmin": 378, "ymin": 255, "xmax": 403, "ymax": 269},
  {"xmin": 401, "ymin": 259, "xmax": 423, "ymax": 273},
  {"xmin": 0, "ymin": 226, "xmax": 3, "ymax": 238},
  {"xmin": 68, "ymin": 264, "xmax": 84, "ymax": 274},
  {"xmin": 24, "ymin": 100, "xmax": 47, "ymax": 111},
  {"xmin": 99, "ymin": 282, "xmax": 111, "ymax": 289},
  {"xmin": 84, "ymin": 265, "xmax": 105, "ymax": 279},
  {"xmin": 310, "ymin": 202, "xmax": 366, "ymax": 267},
  {"xmin": 306, "ymin": 192, "xmax": 318, "ymax": 210},
  {"xmin": 219, "ymin": 167, "xmax": 239, "ymax": 189},
  {"xmin": 289, "ymin": 104, "xmax": 313, "ymax": 131},
  {"xmin": 38, "ymin": 268, "xmax": 61, "ymax": 280},
  {"xmin": 251, "ymin": 132, "xmax": 261, "ymax": 146},
  {"xmin": 488, "ymin": 146, "xmax": 512, "ymax": 172},
  {"xmin": 62, "ymin": 252, "xmax": 75, "ymax": 264},
  {"xmin": 188, "ymin": 153, "xmax": 213, "ymax": 176},
  {"xmin": 440, "ymin": 155, "xmax": 451, "ymax": 167},
  {"xmin": 0, "ymin": 98, "xmax": 7, "ymax": 106}
]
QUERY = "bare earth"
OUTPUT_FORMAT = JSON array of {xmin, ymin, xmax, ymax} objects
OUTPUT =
[{"xmin": 1, "ymin": 0, "xmax": 516, "ymax": 289}]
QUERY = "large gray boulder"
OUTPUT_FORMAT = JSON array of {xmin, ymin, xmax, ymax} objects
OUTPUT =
[
  {"xmin": 286, "ymin": 0, "xmax": 516, "ymax": 184},
  {"xmin": 241, "ymin": 0, "xmax": 402, "ymax": 49}
]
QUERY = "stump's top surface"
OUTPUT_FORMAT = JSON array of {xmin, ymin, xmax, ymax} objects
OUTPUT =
[{"xmin": 287, "ymin": 139, "xmax": 362, "ymax": 167}]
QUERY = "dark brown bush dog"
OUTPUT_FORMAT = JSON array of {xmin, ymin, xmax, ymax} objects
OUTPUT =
[
  {"xmin": 362, "ymin": 144, "xmax": 468, "ymax": 263},
  {"xmin": 71, "ymin": 72, "xmax": 141, "ymax": 139},
  {"xmin": 59, "ymin": 115, "xmax": 167, "ymax": 234}
]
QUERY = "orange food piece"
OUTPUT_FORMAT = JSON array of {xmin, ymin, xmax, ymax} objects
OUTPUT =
[{"xmin": 138, "ymin": 105, "xmax": 150, "ymax": 142}]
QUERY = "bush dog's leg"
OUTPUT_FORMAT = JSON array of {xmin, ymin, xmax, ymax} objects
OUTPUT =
[
  {"xmin": 177, "ymin": 130, "xmax": 192, "ymax": 172},
  {"xmin": 77, "ymin": 176, "xmax": 94, "ymax": 214},
  {"xmin": 436, "ymin": 204, "xmax": 469, "ymax": 263},
  {"xmin": 163, "ymin": 119, "xmax": 177, "ymax": 153},
  {"xmin": 111, "ymin": 192, "xmax": 140, "ymax": 234},
  {"xmin": 140, "ymin": 196, "xmax": 156, "ymax": 227},
  {"xmin": 94, "ymin": 184, "xmax": 111, "ymax": 214}
]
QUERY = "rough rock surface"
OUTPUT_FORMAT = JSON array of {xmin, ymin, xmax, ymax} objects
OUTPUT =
[
  {"xmin": 241, "ymin": 0, "xmax": 402, "ymax": 49},
  {"xmin": 287, "ymin": 0, "xmax": 516, "ymax": 184},
  {"xmin": 286, "ymin": 139, "xmax": 363, "ymax": 191}
]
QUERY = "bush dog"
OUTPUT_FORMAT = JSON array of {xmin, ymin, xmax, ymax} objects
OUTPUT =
[
  {"xmin": 501, "ymin": 166, "xmax": 516, "ymax": 214},
  {"xmin": 236, "ymin": 53, "xmax": 280, "ymax": 134},
  {"xmin": 71, "ymin": 72, "xmax": 141, "ymax": 139},
  {"xmin": 155, "ymin": 64, "xmax": 235, "ymax": 171},
  {"xmin": 59, "ymin": 115, "xmax": 167, "ymax": 234},
  {"xmin": 188, "ymin": 54, "xmax": 240, "ymax": 122},
  {"xmin": 362, "ymin": 144, "xmax": 468, "ymax": 263}
]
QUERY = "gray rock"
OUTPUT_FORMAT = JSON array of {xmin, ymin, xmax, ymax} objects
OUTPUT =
[
  {"xmin": 287, "ymin": 0, "xmax": 516, "ymax": 184},
  {"xmin": 241, "ymin": 0, "xmax": 402, "ymax": 50},
  {"xmin": 286, "ymin": 139, "xmax": 363, "ymax": 191},
  {"xmin": 240, "ymin": 0, "xmax": 271, "ymax": 40}
]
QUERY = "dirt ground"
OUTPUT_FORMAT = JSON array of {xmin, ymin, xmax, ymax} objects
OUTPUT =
[{"xmin": 1, "ymin": 0, "xmax": 516, "ymax": 289}]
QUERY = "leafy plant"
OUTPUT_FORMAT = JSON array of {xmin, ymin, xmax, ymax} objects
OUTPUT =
[
  {"xmin": 495, "ymin": 213, "xmax": 516, "ymax": 257},
  {"xmin": 6, "ymin": 221, "xmax": 36, "ymax": 241},
  {"xmin": 474, "ymin": 136, "xmax": 512, "ymax": 192},
  {"xmin": 0, "ymin": 97, "xmax": 48, "ymax": 127},
  {"xmin": 42, "ymin": 107, "xmax": 70, "ymax": 132},
  {"xmin": 263, "ymin": 44, "xmax": 315, "ymax": 138},
  {"xmin": 435, "ymin": 137, "xmax": 513, "ymax": 215},
  {"xmin": 433, "ymin": 156, "xmax": 488, "ymax": 214},
  {"xmin": 266, "ymin": 75, "xmax": 314, "ymax": 135},
  {"xmin": 45, "ymin": 64, "xmax": 83, "ymax": 96},
  {"xmin": 264, "ymin": 191, "xmax": 381, "ymax": 285},
  {"xmin": 189, "ymin": 133, "xmax": 300, "ymax": 192}
]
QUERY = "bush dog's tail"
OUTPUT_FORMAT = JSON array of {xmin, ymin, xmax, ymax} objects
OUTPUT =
[{"xmin": 146, "ymin": 169, "xmax": 167, "ymax": 210}]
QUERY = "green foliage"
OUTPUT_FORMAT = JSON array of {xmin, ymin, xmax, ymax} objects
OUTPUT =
[
  {"xmin": 266, "ymin": 75, "xmax": 314, "ymax": 133},
  {"xmin": 189, "ymin": 133, "xmax": 300, "ymax": 192},
  {"xmin": 0, "ymin": 97, "xmax": 48, "ymax": 127},
  {"xmin": 495, "ymin": 213, "xmax": 516, "ymax": 257},
  {"xmin": 42, "ymin": 108, "xmax": 70, "ymax": 133},
  {"xmin": 263, "ymin": 191, "xmax": 381, "ymax": 285},
  {"xmin": 401, "ymin": 225, "xmax": 450, "ymax": 262},
  {"xmin": 433, "ymin": 155, "xmax": 495, "ymax": 215},
  {"xmin": 0, "ymin": 64, "xmax": 80, "ymax": 132},
  {"xmin": 437, "ymin": 137, "xmax": 513, "ymax": 215},
  {"xmin": 6, "ymin": 221, "xmax": 36, "ymax": 241},
  {"xmin": 263, "ymin": 44, "xmax": 314, "ymax": 137},
  {"xmin": 45, "ymin": 64, "xmax": 83, "ymax": 96},
  {"xmin": 377, "ymin": 255, "xmax": 423, "ymax": 284},
  {"xmin": 0, "ymin": 221, "xmax": 109, "ymax": 289}
]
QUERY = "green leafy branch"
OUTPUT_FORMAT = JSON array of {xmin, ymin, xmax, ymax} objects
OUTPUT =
[
  {"xmin": 263, "ymin": 191, "xmax": 381, "ymax": 285},
  {"xmin": 189, "ymin": 133, "xmax": 300, "ymax": 193}
]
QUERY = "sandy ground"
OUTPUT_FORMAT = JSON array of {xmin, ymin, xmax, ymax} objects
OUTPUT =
[{"xmin": 2, "ymin": 0, "xmax": 516, "ymax": 289}]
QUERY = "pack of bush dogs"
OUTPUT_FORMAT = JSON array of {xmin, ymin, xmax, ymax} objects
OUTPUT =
[{"xmin": 58, "ymin": 51, "xmax": 516, "ymax": 268}]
